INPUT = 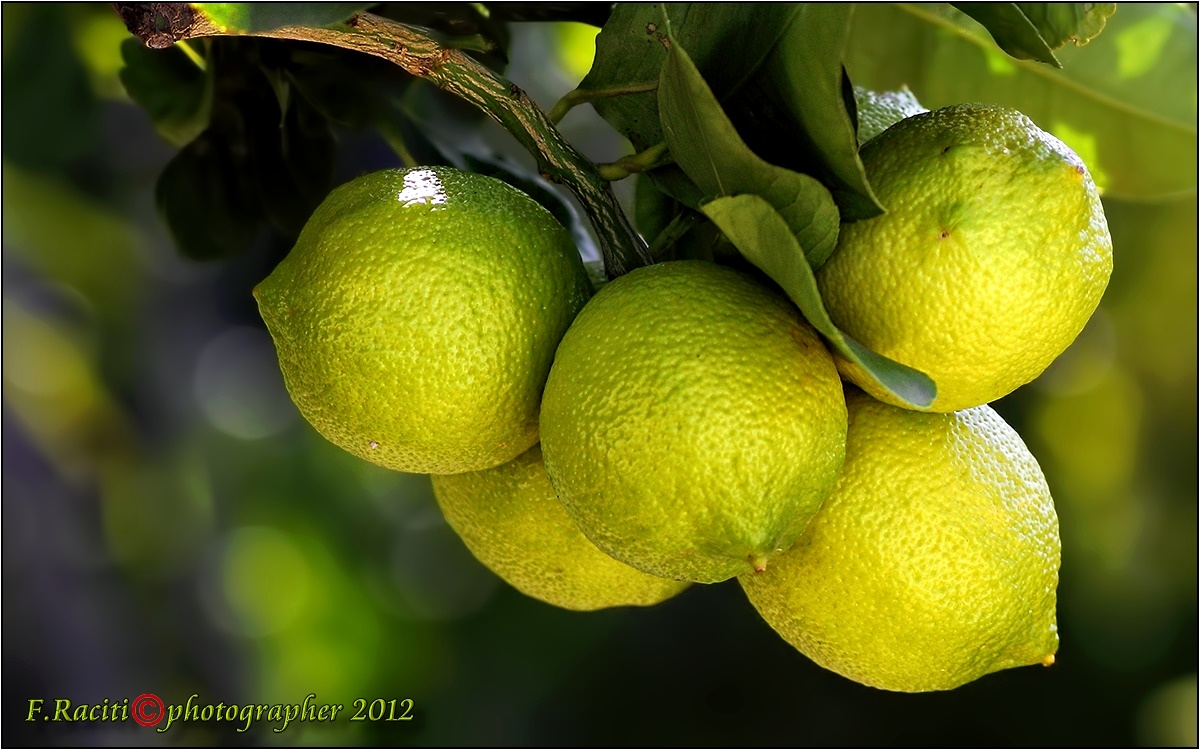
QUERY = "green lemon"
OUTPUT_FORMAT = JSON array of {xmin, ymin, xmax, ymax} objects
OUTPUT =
[
  {"xmin": 540, "ymin": 260, "xmax": 848, "ymax": 584},
  {"xmin": 818, "ymin": 104, "xmax": 1112, "ymax": 412},
  {"xmin": 853, "ymin": 85, "xmax": 928, "ymax": 145},
  {"xmin": 254, "ymin": 167, "xmax": 592, "ymax": 474},
  {"xmin": 431, "ymin": 444, "xmax": 690, "ymax": 611},
  {"xmin": 741, "ymin": 390, "xmax": 1060, "ymax": 693}
]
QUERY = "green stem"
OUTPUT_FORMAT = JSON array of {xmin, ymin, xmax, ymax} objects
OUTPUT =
[
  {"xmin": 547, "ymin": 81, "xmax": 658, "ymax": 125},
  {"xmin": 116, "ymin": 4, "xmax": 652, "ymax": 279},
  {"xmin": 596, "ymin": 142, "xmax": 671, "ymax": 181}
]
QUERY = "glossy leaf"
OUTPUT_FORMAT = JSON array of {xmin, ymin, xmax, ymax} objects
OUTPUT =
[
  {"xmin": 952, "ymin": 3, "xmax": 1060, "ymax": 66},
  {"xmin": 1015, "ymin": 3, "xmax": 1117, "ymax": 48},
  {"xmin": 193, "ymin": 3, "xmax": 370, "ymax": 33},
  {"xmin": 119, "ymin": 38, "xmax": 213, "ymax": 148},
  {"xmin": 731, "ymin": 4, "xmax": 883, "ymax": 220},
  {"xmin": 658, "ymin": 36, "xmax": 840, "ymax": 267},
  {"xmin": 702, "ymin": 194, "xmax": 936, "ymax": 409},
  {"xmin": 846, "ymin": 3, "xmax": 1197, "ymax": 200},
  {"xmin": 578, "ymin": 3, "xmax": 801, "ymax": 150}
]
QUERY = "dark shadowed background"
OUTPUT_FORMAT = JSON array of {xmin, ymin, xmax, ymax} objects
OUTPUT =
[{"xmin": 3, "ymin": 4, "xmax": 1196, "ymax": 746}]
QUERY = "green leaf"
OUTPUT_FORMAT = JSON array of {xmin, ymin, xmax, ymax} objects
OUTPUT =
[
  {"xmin": 119, "ymin": 37, "xmax": 213, "ymax": 148},
  {"xmin": 730, "ymin": 4, "xmax": 883, "ymax": 220},
  {"xmin": 577, "ymin": 3, "xmax": 802, "ymax": 151},
  {"xmin": 702, "ymin": 195, "xmax": 936, "ymax": 409},
  {"xmin": 633, "ymin": 174, "xmax": 678, "ymax": 245},
  {"xmin": 155, "ymin": 131, "xmax": 262, "ymax": 260},
  {"xmin": 658, "ymin": 35, "xmax": 841, "ymax": 267},
  {"xmin": 1015, "ymin": 3, "xmax": 1117, "ymax": 48},
  {"xmin": 952, "ymin": 3, "xmax": 1061, "ymax": 66},
  {"xmin": 192, "ymin": 3, "xmax": 371, "ymax": 33},
  {"xmin": 846, "ymin": 3, "xmax": 1197, "ymax": 201},
  {"xmin": 247, "ymin": 90, "xmax": 336, "ymax": 238}
]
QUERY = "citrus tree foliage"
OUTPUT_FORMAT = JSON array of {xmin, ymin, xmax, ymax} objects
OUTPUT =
[{"xmin": 117, "ymin": 1, "xmax": 1188, "ymax": 411}]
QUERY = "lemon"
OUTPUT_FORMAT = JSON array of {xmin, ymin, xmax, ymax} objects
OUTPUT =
[
  {"xmin": 254, "ymin": 167, "xmax": 592, "ymax": 474},
  {"xmin": 817, "ymin": 104, "xmax": 1112, "ymax": 412},
  {"xmin": 540, "ymin": 260, "xmax": 848, "ymax": 584},
  {"xmin": 431, "ymin": 444, "xmax": 690, "ymax": 611},
  {"xmin": 740, "ymin": 390, "xmax": 1060, "ymax": 693},
  {"xmin": 853, "ymin": 85, "xmax": 928, "ymax": 145}
]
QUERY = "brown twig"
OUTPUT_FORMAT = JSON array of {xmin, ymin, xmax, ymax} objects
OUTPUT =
[{"xmin": 114, "ymin": 3, "xmax": 651, "ymax": 278}]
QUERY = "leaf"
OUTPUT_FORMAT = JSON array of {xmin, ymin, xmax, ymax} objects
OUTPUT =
[
  {"xmin": 658, "ymin": 36, "xmax": 841, "ymax": 267},
  {"xmin": 633, "ymin": 174, "xmax": 678, "ymax": 245},
  {"xmin": 846, "ymin": 3, "xmax": 1197, "ymax": 200},
  {"xmin": 119, "ymin": 37, "xmax": 213, "ymax": 148},
  {"xmin": 247, "ymin": 89, "xmax": 336, "ymax": 238},
  {"xmin": 702, "ymin": 195, "xmax": 936, "ymax": 409},
  {"xmin": 952, "ymin": 3, "xmax": 1060, "ymax": 66},
  {"xmin": 192, "ymin": 3, "xmax": 371, "ymax": 33},
  {"xmin": 728, "ymin": 4, "xmax": 883, "ymax": 220},
  {"xmin": 155, "ymin": 132, "xmax": 262, "ymax": 260},
  {"xmin": 577, "ymin": 3, "xmax": 803, "ymax": 151},
  {"xmin": 1015, "ymin": 3, "xmax": 1117, "ymax": 48}
]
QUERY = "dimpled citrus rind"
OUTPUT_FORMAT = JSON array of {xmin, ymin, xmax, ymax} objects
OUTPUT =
[
  {"xmin": 741, "ymin": 391, "xmax": 1060, "ymax": 693},
  {"xmin": 817, "ymin": 103, "xmax": 1113, "ymax": 412},
  {"xmin": 254, "ymin": 167, "xmax": 592, "ymax": 475},
  {"xmin": 540, "ymin": 261, "xmax": 848, "ymax": 584},
  {"xmin": 431, "ymin": 444, "xmax": 690, "ymax": 611},
  {"xmin": 854, "ymin": 85, "xmax": 928, "ymax": 145}
]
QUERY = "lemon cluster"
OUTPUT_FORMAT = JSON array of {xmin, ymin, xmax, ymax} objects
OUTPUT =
[{"xmin": 255, "ymin": 99, "xmax": 1111, "ymax": 693}]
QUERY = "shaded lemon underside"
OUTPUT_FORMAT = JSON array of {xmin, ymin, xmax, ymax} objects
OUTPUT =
[
  {"xmin": 432, "ymin": 444, "xmax": 689, "ymax": 611},
  {"xmin": 741, "ymin": 390, "xmax": 1060, "ymax": 693}
]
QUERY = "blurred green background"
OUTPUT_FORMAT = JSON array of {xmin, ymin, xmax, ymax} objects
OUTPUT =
[{"xmin": 3, "ymin": 4, "xmax": 1195, "ymax": 746}]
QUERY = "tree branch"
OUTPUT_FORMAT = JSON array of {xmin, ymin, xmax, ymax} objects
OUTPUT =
[{"xmin": 113, "ymin": 3, "xmax": 652, "ymax": 279}]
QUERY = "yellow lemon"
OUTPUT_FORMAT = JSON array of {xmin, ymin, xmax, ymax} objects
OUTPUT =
[
  {"xmin": 741, "ymin": 390, "xmax": 1060, "ymax": 692},
  {"xmin": 432, "ymin": 444, "xmax": 689, "ymax": 611},
  {"xmin": 818, "ymin": 104, "xmax": 1112, "ymax": 412},
  {"xmin": 540, "ymin": 260, "xmax": 847, "ymax": 584},
  {"xmin": 254, "ymin": 167, "xmax": 592, "ymax": 474}
]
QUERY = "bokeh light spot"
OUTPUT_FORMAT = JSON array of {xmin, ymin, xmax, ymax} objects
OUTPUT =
[
  {"xmin": 218, "ymin": 526, "xmax": 310, "ymax": 637},
  {"xmin": 193, "ymin": 326, "xmax": 296, "ymax": 439}
]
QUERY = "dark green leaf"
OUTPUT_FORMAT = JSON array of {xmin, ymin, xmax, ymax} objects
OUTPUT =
[
  {"xmin": 156, "ymin": 132, "xmax": 262, "ymax": 260},
  {"xmin": 485, "ymin": 4, "xmax": 613, "ymax": 26},
  {"xmin": 119, "ymin": 38, "xmax": 214, "ymax": 147},
  {"xmin": 952, "ymin": 3, "xmax": 1061, "ymax": 66},
  {"xmin": 729, "ymin": 4, "xmax": 883, "ymax": 220},
  {"xmin": 193, "ymin": 3, "xmax": 371, "ymax": 33},
  {"xmin": 247, "ymin": 91, "xmax": 336, "ymax": 238},
  {"xmin": 644, "ymin": 165, "xmax": 705, "ymax": 210},
  {"xmin": 846, "ymin": 3, "xmax": 1197, "ymax": 200},
  {"xmin": 702, "ymin": 194, "xmax": 936, "ymax": 409},
  {"xmin": 285, "ymin": 46, "xmax": 414, "ymax": 130},
  {"xmin": 1015, "ymin": 3, "xmax": 1117, "ymax": 48},
  {"xmin": 577, "ymin": 3, "xmax": 802, "ymax": 151},
  {"xmin": 633, "ymin": 174, "xmax": 677, "ymax": 245},
  {"xmin": 659, "ymin": 35, "xmax": 841, "ymax": 267}
]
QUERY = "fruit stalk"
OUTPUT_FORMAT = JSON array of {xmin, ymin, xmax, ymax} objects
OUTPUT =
[{"xmin": 114, "ymin": 3, "xmax": 653, "ymax": 278}]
